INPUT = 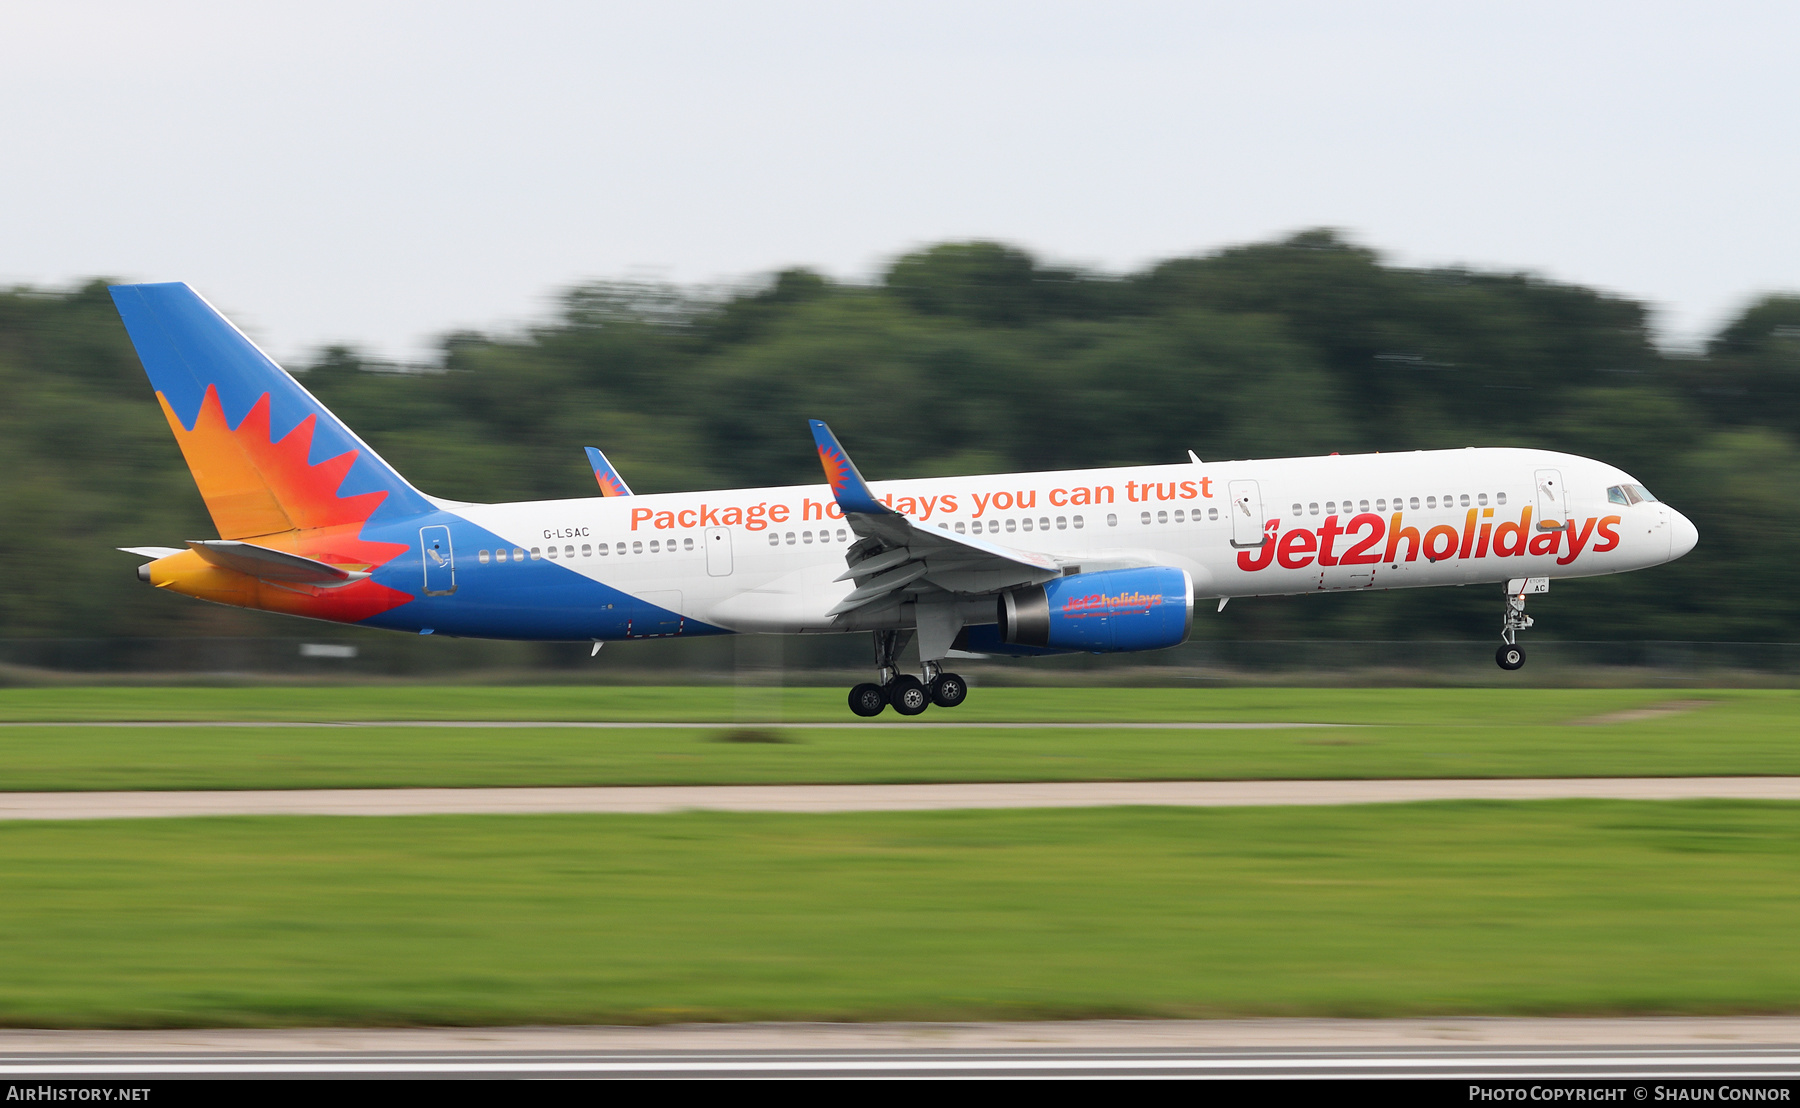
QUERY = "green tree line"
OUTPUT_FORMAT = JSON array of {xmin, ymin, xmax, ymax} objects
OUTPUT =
[{"xmin": 4, "ymin": 230, "xmax": 1797, "ymax": 643}]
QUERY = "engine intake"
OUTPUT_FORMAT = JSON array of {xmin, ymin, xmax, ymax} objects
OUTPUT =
[{"xmin": 998, "ymin": 567, "xmax": 1193, "ymax": 653}]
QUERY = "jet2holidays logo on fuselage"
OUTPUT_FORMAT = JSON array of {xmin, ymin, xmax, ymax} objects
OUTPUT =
[{"xmin": 1236, "ymin": 507, "xmax": 1624, "ymax": 572}]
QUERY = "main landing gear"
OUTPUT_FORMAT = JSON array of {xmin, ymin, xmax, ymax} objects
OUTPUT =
[
  {"xmin": 847, "ymin": 629, "xmax": 968, "ymax": 717},
  {"xmin": 1496, "ymin": 578, "xmax": 1543, "ymax": 671}
]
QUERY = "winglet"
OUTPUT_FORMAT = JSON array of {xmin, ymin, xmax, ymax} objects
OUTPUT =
[
  {"xmin": 584, "ymin": 447, "xmax": 634, "ymax": 497},
  {"xmin": 808, "ymin": 420, "xmax": 891, "ymax": 516}
]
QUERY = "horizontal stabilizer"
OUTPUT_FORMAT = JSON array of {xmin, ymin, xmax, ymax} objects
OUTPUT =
[
  {"xmin": 187, "ymin": 540, "xmax": 370, "ymax": 586},
  {"xmin": 118, "ymin": 546, "xmax": 185, "ymax": 560}
]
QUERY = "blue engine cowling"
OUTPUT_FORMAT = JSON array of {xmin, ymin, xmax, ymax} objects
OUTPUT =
[{"xmin": 996, "ymin": 567, "xmax": 1193, "ymax": 653}]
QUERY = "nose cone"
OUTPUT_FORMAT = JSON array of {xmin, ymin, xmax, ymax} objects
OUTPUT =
[{"xmin": 1668, "ymin": 508, "xmax": 1698, "ymax": 562}]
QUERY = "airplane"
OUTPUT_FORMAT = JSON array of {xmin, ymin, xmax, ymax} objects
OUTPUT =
[{"xmin": 110, "ymin": 282, "xmax": 1699, "ymax": 716}]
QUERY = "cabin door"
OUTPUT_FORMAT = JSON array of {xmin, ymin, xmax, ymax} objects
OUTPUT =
[
  {"xmin": 1227, "ymin": 480, "xmax": 1267, "ymax": 548},
  {"xmin": 1534, "ymin": 469, "xmax": 1569, "ymax": 532},
  {"xmin": 420, "ymin": 526, "xmax": 456, "ymax": 595},
  {"xmin": 704, "ymin": 527, "xmax": 733, "ymax": 576}
]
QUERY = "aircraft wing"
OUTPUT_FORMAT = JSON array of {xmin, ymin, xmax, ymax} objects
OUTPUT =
[
  {"xmin": 809, "ymin": 420, "xmax": 1061, "ymax": 616},
  {"xmin": 583, "ymin": 447, "xmax": 634, "ymax": 497}
]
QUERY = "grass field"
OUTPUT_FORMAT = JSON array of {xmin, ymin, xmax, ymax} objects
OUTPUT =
[
  {"xmin": 0, "ymin": 688, "xmax": 1796, "ymax": 790},
  {"xmin": 2, "ymin": 801, "xmax": 1798, "ymax": 1026}
]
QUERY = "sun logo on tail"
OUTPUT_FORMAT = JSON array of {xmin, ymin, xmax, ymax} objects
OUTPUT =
[
  {"xmin": 818, "ymin": 443, "xmax": 854, "ymax": 496},
  {"xmin": 157, "ymin": 384, "xmax": 411, "ymax": 622}
]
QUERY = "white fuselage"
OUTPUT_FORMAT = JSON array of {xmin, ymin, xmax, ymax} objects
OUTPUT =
[{"xmin": 453, "ymin": 447, "xmax": 1696, "ymax": 635}]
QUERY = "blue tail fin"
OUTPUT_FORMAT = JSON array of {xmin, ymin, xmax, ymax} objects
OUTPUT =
[{"xmin": 110, "ymin": 282, "xmax": 432, "ymax": 537}]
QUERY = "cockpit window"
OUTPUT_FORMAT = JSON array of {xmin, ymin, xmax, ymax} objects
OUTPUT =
[{"xmin": 1607, "ymin": 484, "xmax": 1659, "ymax": 506}]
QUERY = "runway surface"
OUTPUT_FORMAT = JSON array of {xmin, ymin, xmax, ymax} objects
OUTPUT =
[
  {"xmin": 3, "ymin": 776, "xmax": 1798, "ymax": 819},
  {"xmin": 4, "ymin": 1020, "xmax": 1800, "ymax": 1078}
]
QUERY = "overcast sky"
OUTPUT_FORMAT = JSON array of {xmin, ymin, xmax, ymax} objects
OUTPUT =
[{"xmin": 4, "ymin": 1, "xmax": 1796, "ymax": 363}]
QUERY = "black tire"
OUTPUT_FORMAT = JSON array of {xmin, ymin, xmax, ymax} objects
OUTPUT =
[
  {"xmin": 1496, "ymin": 644, "xmax": 1526, "ymax": 671},
  {"xmin": 889, "ymin": 674, "xmax": 930, "ymax": 716},
  {"xmin": 929, "ymin": 672, "xmax": 968, "ymax": 708},
  {"xmin": 848, "ymin": 682, "xmax": 888, "ymax": 717}
]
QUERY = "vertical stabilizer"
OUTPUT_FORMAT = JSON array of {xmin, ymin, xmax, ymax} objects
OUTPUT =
[{"xmin": 110, "ymin": 283, "xmax": 432, "ymax": 539}]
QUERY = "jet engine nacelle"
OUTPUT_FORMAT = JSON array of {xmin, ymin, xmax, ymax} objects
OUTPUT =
[{"xmin": 997, "ymin": 567, "xmax": 1194, "ymax": 653}]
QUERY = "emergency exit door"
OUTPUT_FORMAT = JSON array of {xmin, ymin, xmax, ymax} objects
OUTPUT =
[
  {"xmin": 420, "ymin": 525, "xmax": 456, "ymax": 595},
  {"xmin": 704, "ymin": 527, "xmax": 733, "ymax": 576},
  {"xmin": 1534, "ymin": 469, "xmax": 1569, "ymax": 532},
  {"xmin": 1227, "ymin": 480, "xmax": 1267, "ymax": 548}
]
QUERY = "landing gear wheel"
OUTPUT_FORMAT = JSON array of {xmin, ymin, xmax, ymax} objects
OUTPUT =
[
  {"xmin": 848, "ymin": 682, "xmax": 888, "ymax": 717},
  {"xmin": 1496, "ymin": 644, "xmax": 1526, "ymax": 671},
  {"xmin": 888, "ymin": 674, "xmax": 929, "ymax": 716},
  {"xmin": 929, "ymin": 672, "xmax": 967, "ymax": 708}
]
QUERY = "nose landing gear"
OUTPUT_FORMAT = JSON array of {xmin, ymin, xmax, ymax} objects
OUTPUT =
[
  {"xmin": 1497, "ymin": 577, "xmax": 1547, "ymax": 671},
  {"xmin": 845, "ymin": 629, "xmax": 968, "ymax": 717}
]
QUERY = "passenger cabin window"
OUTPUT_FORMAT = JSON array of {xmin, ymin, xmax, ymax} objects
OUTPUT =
[
  {"xmin": 1359, "ymin": 500, "xmax": 1369, "ymax": 513},
  {"xmin": 581, "ymin": 544, "xmax": 591, "ymax": 557},
  {"xmin": 1207, "ymin": 508, "xmax": 1217, "ymax": 521},
  {"xmin": 1056, "ymin": 516, "xmax": 1067, "ymax": 529},
  {"xmin": 1309, "ymin": 503, "xmax": 1319, "ymax": 516},
  {"xmin": 1325, "ymin": 501, "xmax": 1336, "ymax": 514},
  {"xmin": 530, "ymin": 547, "xmax": 542, "ymax": 560},
  {"xmin": 955, "ymin": 522, "xmax": 965, "ymax": 533},
  {"xmin": 1460, "ymin": 494, "xmax": 1470, "ymax": 507},
  {"xmin": 1022, "ymin": 518, "xmax": 1033, "ymax": 532},
  {"xmin": 478, "ymin": 550, "xmax": 491, "ymax": 564},
  {"xmin": 1497, "ymin": 492, "xmax": 1507, "ymax": 506},
  {"xmin": 1478, "ymin": 493, "xmax": 1488, "ymax": 507},
  {"xmin": 1426, "ymin": 496, "xmax": 1436, "ymax": 509},
  {"xmin": 631, "ymin": 541, "xmax": 642, "ymax": 554},
  {"xmin": 683, "ymin": 537, "xmax": 693, "ymax": 550},
  {"xmin": 1107, "ymin": 514, "xmax": 1118, "ymax": 527},
  {"xmin": 1409, "ymin": 498, "xmax": 1419, "ymax": 510},
  {"xmin": 1140, "ymin": 511, "xmax": 1152, "ymax": 525},
  {"xmin": 1376, "ymin": 500, "xmax": 1386, "ymax": 513},
  {"xmin": 647, "ymin": 540, "xmax": 658, "ymax": 553},
  {"xmin": 1073, "ymin": 515, "xmax": 1085, "ymax": 529}
]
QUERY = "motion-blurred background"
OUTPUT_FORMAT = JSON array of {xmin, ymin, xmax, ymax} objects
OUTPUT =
[{"xmin": 3, "ymin": 2, "xmax": 1796, "ymax": 681}]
